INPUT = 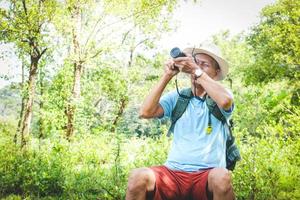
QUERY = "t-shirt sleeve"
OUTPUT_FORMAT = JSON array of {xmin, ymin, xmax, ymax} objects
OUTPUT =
[
  {"xmin": 220, "ymin": 89, "xmax": 234, "ymax": 119},
  {"xmin": 158, "ymin": 90, "xmax": 178, "ymax": 118}
]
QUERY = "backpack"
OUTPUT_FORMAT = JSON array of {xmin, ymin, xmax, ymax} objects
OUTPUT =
[{"xmin": 167, "ymin": 88, "xmax": 241, "ymax": 171}]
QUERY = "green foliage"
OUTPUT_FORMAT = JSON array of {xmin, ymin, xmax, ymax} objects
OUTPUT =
[
  {"xmin": 233, "ymin": 115, "xmax": 300, "ymax": 199},
  {"xmin": 0, "ymin": 134, "xmax": 65, "ymax": 197},
  {"xmin": 103, "ymin": 0, "xmax": 177, "ymax": 26},
  {"xmin": 2, "ymin": 94, "xmax": 300, "ymax": 199},
  {"xmin": 213, "ymin": 31, "xmax": 255, "ymax": 84},
  {"xmin": 0, "ymin": 122, "xmax": 170, "ymax": 199},
  {"xmin": 0, "ymin": 0, "xmax": 58, "ymax": 55},
  {"xmin": 211, "ymin": 20, "xmax": 300, "ymax": 199},
  {"xmin": 39, "ymin": 62, "xmax": 74, "ymax": 135},
  {"xmin": 245, "ymin": 0, "xmax": 300, "ymax": 84},
  {"xmin": 233, "ymin": 81, "xmax": 292, "ymax": 137},
  {"xmin": 1, "ymin": 0, "xmax": 300, "ymax": 199}
]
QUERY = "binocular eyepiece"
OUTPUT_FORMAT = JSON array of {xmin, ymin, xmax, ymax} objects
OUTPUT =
[{"xmin": 170, "ymin": 47, "xmax": 186, "ymax": 58}]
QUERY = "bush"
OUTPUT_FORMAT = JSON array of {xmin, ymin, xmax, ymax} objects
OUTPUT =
[
  {"xmin": 233, "ymin": 110, "xmax": 300, "ymax": 200},
  {"xmin": 1, "ymin": 102, "xmax": 299, "ymax": 200},
  {"xmin": 0, "ymin": 139, "xmax": 65, "ymax": 197}
]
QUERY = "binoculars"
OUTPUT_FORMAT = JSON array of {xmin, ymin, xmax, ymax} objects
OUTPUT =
[{"xmin": 170, "ymin": 47, "xmax": 186, "ymax": 58}]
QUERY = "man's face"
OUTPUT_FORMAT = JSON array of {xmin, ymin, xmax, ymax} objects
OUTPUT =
[{"xmin": 193, "ymin": 53, "xmax": 220, "ymax": 80}]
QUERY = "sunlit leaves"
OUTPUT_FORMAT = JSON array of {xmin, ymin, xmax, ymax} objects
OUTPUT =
[
  {"xmin": 246, "ymin": 0, "xmax": 300, "ymax": 84},
  {"xmin": 0, "ymin": 0, "xmax": 58, "ymax": 56}
]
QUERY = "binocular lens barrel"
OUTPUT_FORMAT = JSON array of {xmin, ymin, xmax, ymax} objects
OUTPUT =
[{"xmin": 170, "ymin": 47, "xmax": 186, "ymax": 58}]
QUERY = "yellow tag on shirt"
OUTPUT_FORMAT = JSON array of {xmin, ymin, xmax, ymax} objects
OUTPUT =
[{"xmin": 206, "ymin": 126, "xmax": 212, "ymax": 134}]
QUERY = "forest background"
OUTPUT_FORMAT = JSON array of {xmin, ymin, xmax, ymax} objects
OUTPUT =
[{"xmin": 0, "ymin": 0, "xmax": 299, "ymax": 199}]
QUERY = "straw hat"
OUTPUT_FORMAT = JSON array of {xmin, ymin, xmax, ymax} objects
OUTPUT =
[{"xmin": 183, "ymin": 44, "xmax": 229, "ymax": 80}]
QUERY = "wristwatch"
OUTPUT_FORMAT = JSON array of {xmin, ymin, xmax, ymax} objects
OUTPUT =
[{"xmin": 194, "ymin": 68, "xmax": 203, "ymax": 79}]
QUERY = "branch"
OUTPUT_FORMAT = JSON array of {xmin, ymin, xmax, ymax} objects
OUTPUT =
[
  {"xmin": 82, "ymin": 2, "xmax": 120, "ymax": 50},
  {"xmin": 83, "ymin": 13, "xmax": 106, "ymax": 50},
  {"xmin": 93, "ymin": 2, "xmax": 165, "ymax": 38},
  {"xmin": 129, "ymin": 37, "xmax": 151, "ymax": 58},
  {"xmin": 28, "ymin": 38, "xmax": 43, "ymax": 58},
  {"xmin": 94, "ymin": 97, "xmax": 102, "ymax": 107},
  {"xmin": 37, "ymin": 0, "xmax": 45, "ymax": 30},
  {"xmin": 121, "ymin": 29, "xmax": 133, "ymax": 45},
  {"xmin": 128, "ymin": 37, "xmax": 153, "ymax": 68},
  {"xmin": 22, "ymin": 0, "xmax": 27, "ymax": 15},
  {"xmin": 134, "ymin": 38, "xmax": 149, "ymax": 50},
  {"xmin": 88, "ymin": 49, "xmax": 103, "ymax": 60},
  {"xmin": 82, "ymin": 33, "xmax": 106, "ymax": 59},
  {"xmin": 39, "ymin": 48, "xmax": 47, "ymax": 58},
  {"xmin": 21, "ymin": 39, "xmax": 29, "ymax": 43},
  {"xmin": 34, "ymin": 45, "xmax": 40, "ymax": 56}
]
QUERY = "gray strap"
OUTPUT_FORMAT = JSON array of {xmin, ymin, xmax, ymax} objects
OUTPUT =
[
  {"xmin": 206, "ymin": 96, "xmax": 227, "ymax": 124},
  {"xmin": 167, "ymin": 88, "xmax": 192, "ymax": 136}
]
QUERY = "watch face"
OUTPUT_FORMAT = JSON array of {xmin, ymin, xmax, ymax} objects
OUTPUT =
[{"xmin": 195, "ymin": 69, "xmax": 202, "ymax": 76}]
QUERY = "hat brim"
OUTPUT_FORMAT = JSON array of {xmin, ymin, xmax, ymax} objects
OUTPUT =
[{"xmin": 183, "ymin": 48, "xmax": 229, "ymax": 80}]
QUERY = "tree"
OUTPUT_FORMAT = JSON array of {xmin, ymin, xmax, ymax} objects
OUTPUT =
[
  {"xmin": 245, "ymin": 0, "xmax": 300, "ymax": 84},
  {"xmin": 53, "ymin": 0, "xmax": 179, "ymax": 139},
  {"xmin": 0, "ymin": 0, "xmax": 57, "ymax": 147}
]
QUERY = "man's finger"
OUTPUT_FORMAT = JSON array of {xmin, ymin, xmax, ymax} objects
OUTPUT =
[
  {"xmin": 176, "ymin": 65, "xmax": 183, "ymax": 72},
  {"xmin": 173, "ymin": 56, "xmax": 190, "ymax": 62},
  {"xmin": 174, "ymin": 60, "xmax": 187, "ymax": 68}
]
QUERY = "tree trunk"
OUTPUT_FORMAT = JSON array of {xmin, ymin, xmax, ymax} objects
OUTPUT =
[
  {"xmin": 38, "ymin": 68, "xmax": 44, "ymax": 139},
  {"xmin": 111, "ymin": 97, "xmax": 128, "ymax": 132},
  {"xmin": 65, "ymin": 5, "xmax": 82, "ymax": 139},
  {"xmin": 66, "ymin": 62, "xmax": 82, "ymax": 139},
  {"xmin": 15, "ymin": 63, "xmax": 25, "ymax": 144},
  {"xmin": 128, "ymin": 47, "xmax": 134, "ymax": 68},
  {"xmin": 20, "ymin": 57, "xmax": 38, "ymax": 148}
]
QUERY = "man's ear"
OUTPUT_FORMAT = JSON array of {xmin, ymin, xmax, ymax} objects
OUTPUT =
[{"xmin": 212, "ymin": 69, "xmax": 220, "ymax": 80}]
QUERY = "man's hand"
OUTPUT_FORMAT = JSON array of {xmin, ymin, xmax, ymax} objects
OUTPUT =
[
  {"xmin": 164, "ymin": 59, "xmax": 179, "ymax": 77},
  {"xmin": 173, "ymin": 55, "xmax": 199, "ymax": 75}
]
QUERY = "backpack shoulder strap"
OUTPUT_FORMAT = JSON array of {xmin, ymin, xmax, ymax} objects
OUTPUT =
[
  {"xmin": 206, "ymin": 96, "xmax": 227, "ymax": 124},
  {"xmin": 206, "ymin": 96, "xmax": 241, "ymax": 170},
  {"xmin": 167, "ymin": 88, "xmax": 193, "ymax": 136}
]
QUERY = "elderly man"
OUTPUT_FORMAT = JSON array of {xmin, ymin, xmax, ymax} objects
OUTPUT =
[{"xmin": 126, "ymin": 44, "xmax": 235, "ymax": 200}]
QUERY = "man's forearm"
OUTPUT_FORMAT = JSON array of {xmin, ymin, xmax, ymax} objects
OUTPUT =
[
  {"xmin": 139, "ymin": 74, "xmax": 173, "ymax": 118},
  {"xmin": 196, "ymin": 73, "xmax": 233, "ymax": 110}
]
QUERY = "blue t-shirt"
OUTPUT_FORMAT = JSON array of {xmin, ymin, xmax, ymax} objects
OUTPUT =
[{"xmin": 159, "ymin": 90, "xmax": 234, "ymax": 172}]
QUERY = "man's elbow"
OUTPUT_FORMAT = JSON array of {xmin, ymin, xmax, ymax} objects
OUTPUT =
[
  {"xmin": 138, "ymin": 111, "xmax": 147, "ymax": 119},
  {"xmin": 138, "ymin": 109, "xmax": 151, "ymax": 119},
  {"xmin": 139, "ymin": 106, "xmax": 162, "ymax": 119},
  {"xmin": 220, "ymin": 95, "xmax": 233, "ymax": 110}
]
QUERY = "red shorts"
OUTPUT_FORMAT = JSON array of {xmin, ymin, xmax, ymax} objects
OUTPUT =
[{"xmin": 147, "ymin": 165, "xmax": 213, "ymax": 200}]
